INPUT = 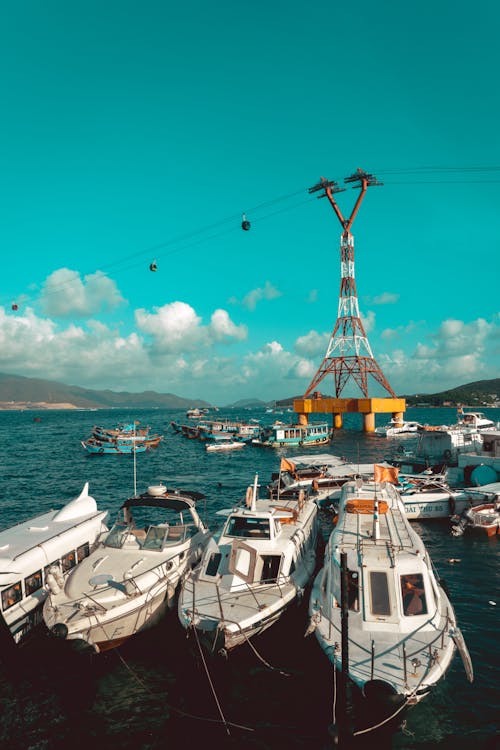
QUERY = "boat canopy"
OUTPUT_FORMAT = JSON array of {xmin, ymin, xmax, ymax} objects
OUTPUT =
[{"xmin": 122, "ymin": 491, "xmax": 204, "ymax": 512}]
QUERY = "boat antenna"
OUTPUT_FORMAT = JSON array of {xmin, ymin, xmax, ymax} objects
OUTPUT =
[
  {"xmin": 133, "ymin": 423, "xmax": 137, "ymax": 496},
  {"xmin": 251, "ymin": 473, "xmax": 258, "ymax": 511}
]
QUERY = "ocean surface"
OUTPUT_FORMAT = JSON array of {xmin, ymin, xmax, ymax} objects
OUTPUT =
[{"xmin": 0, "ymin": 406, "xmax": 498, "ymax": 750}]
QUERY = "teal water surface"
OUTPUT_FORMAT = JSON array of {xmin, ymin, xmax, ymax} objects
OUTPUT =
[{"xmin": 0, "ymin": 407, "xmax": 498, "ymax": 750}]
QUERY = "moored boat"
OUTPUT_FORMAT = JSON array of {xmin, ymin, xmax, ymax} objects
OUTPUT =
[
  {"xmin": 205, "ymin": 436, "xmax": 245, "ymax": 452},
  {"xmin": 253, "ymin": 420, "xmax": 332, "ymax": 448},
  {"xmin": 178, "ymin": 474, "xmax": 320, "ymax": 656},
  {"xmin": 307, "ymin": 470, "xmax": 473, "ymax": 732},
  {"xmin": 375, "ymin": 419, "xmax": 422, "ymax": 437},
  {"xmin": 81, "ymin": 437, "xmax": 149, "ymax": 454},
  {"xmin": 0, "ymin": 483, "xmax": 108, "ymax": 645},
  {"xmin": 43, "ymin": 483, "xmax": 211, "ymax": 653}
]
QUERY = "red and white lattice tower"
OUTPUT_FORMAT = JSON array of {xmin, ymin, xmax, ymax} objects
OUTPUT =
[{"xmin": 304, "ymin": 169, "xmax": 396, "ymax": 399}]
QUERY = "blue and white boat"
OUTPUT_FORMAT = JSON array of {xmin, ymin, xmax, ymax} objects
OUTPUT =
[{"xmin": 253, "ymin": 421, "xmax": 332, "ymax": 448}]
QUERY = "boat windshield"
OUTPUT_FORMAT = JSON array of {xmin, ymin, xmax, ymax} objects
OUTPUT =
[
  {"xmin": 225, "ymin": 516, "xmax": 271, "ymax": 539},
  {"xmin": 104, "ymin": 522, "xmax": 131, "ymax": 549}
]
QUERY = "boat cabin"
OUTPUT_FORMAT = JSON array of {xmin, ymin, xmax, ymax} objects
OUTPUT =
[{"xmin": 0, "ymin": 484, "xmax": 108, "ymax": 644}]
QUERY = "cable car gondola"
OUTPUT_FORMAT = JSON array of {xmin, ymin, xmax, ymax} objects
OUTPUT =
[
  {"xmin": 241, "ymin": 213, "xmax": 251, "ymax": 231},
  {"xmin": 11, "ymin": 303, "xmax": 18, "ymax": 311},
  {"xmin": 149, "ymin": 260, "xmax": 158, "ymax": 272}
]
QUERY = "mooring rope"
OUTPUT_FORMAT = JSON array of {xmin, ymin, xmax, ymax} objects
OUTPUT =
[{"xmin": 115, "ymin": 647, "xmax": 254, "ymax": 733}]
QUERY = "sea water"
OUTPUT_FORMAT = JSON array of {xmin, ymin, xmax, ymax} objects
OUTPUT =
[{"xmin": 0, "ymin": 407, "xmax": 498, "ymax": 750}]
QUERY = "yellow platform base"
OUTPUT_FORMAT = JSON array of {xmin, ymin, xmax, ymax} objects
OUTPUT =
[{"xmin": 293, "ymin": 397, "xmax": 406, "ymax": 433}]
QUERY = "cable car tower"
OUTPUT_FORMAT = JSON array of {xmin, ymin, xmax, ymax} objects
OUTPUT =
[{"xmin": 294, "ymin": 168, "xmax": 405, "ymax": 432}]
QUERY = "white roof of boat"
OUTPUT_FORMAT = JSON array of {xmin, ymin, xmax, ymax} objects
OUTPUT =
[
  {"xmin": 0, "ymin": 484, "xmax": 106, "ymax": 564},
  {"xmin": 467, "ymin": 482, "xmax": 500, "ymax": 494}
]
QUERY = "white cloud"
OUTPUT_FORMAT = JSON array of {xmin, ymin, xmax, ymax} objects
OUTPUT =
[
  {"xmin": 369, "ymin": 292, "xmax": 400, "ymax": 305},
  {"xmin": 360, "ymin": 310, "xmax": 376, "ymax": 333},
  {"xmin": 230, "ymin": 281, "xmax": 282, "ymax": 311},
  {"xmin": 210, "ymin": 309, "xmax": 247, "ymax": 342},
  {"xmin": 40, "ymin": 268, "xmax": 125, "ymax": 317},
  {"xmin": 379, "ymin": 316, "xmax": 500, "ymax": 394},
  {"xmin": 135, "ymin": 301, "xmax": 247, "ymax": 354},
  {"xmin": 294, "ymin": 330, "xmax": 329, "ymax": 357}
]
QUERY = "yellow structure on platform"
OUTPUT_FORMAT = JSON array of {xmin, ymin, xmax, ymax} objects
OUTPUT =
[{"xmin": 293, "ymin": 396, "xmax": 406, "ymax": 433}]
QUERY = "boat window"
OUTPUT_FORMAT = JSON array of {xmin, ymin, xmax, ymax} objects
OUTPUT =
[
  {"xmin": 205, "ymin": 552, "xmax": 222, "ymax": 577},
  {"xmin": 77, "ymin": 542, "xmax": 90, "ymax": 563},
  {"xmin": 401, "ymin": 573, "xmax": 427, "ymax": 616},
  {"xmin": 260, "ymin": 555, "xmax": 281, "ymax": 583},
  {"xmin": 225, "ymin": 517, "xmax": 271, "ymax": 539},
  {"xmin": 1, "ymin": 581, "xmax": 22, "ymax": 610},
  {"xmin": 104, "ymin": 522, "xmax": 130, "ymax": 549},
  {"xmin": 143, "ymin": 525, "xmax": 169, "ymax": 550},
  {"xmin": 61, "ymin": 551, "xmax": 77, "ymax": 572},
  {"xmin": 369, "ymin": 571, "xmax": 391, "ymax": 616},
  {"xmin": 24, "ymin": 570, "xmax": 43, "ymax": 596}
]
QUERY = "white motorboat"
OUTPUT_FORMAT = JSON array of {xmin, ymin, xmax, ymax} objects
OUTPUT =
[
  {"xmin": 451, "ymin": 483, "xmax": 500, "ymax": 537},
  {"xmin": 308, "ymin": 474, "xmax": 473, "ymax": 731},
  {"xmin": 205, "ymin": 437, "xmax": 245, "ymax": 453},
  {"xmin": 178, "ymin": 474, "xmax": 320, "ymax": 656},
  {"xmin": 375, "ymin": 419, "xmax": 422, "ymax": 437},
  {"xmin": 0, "ymin": 483, "xmax": 108, "ymax": 645},
  {"xmin": 43, "ymin": 483, "xmax": 211, "ymax": 653}
]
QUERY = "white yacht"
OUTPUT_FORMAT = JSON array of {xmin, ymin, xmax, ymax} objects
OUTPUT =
[
  {"xmin": 308, "ymin": 475, "xmax": 473, "ymax": 729},
  {"xmin": 0, "ymin": 483, "xmax": 108, "ymax": 645},
  {"xmin": 178, "ymin": 475, "xmax": 319, "ymax": 656},
  {"xmin": 375, "ymin": 419, "xmax": 422, "ymax": 437},
  {"xmin": 43, "ymin": 483, "xmax": 211, "ymax": 652}
]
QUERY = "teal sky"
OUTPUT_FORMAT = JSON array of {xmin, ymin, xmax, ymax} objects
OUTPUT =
[{"xmin": 1, "ymin": 1, "xmax": 499, "ymax": 404}]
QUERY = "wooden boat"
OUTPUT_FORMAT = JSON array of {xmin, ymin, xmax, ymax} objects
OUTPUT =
[
  {"xmin": 253, "ymin": 421, "xmax": 332, "ymax": 448},
  {"xmin": 81, "ymin": 438, "xmax": 149, "ymax": 454},
  {"xmin": 0, "ymin": 483, "xmax": 108, "ymax": 645},
  {"xmin": 178, "ymin": 475, "xmax": 320, "ymax": 656},
  {"xmin": 43, "ymin": 484, "xmax": 211, "ymax": 653},
  {"xmin": 308, "ymin": 474, "xmax": 473, "ymax": 731}
]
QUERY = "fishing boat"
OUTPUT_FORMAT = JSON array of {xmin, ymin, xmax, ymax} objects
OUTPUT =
[
  {"xmin": 307, "ymin": 468, "xmax": 473, "ymax": 731},
  {"xmin": 81, "ymin": 437, "xmax": 149, "ymax": 454},
  {"xmin": 0, "ymin": 483, "xmax": 108, "ymax": 645},
  {"xmin": 267, "ymin": 455, "xmax": 376, "ymax": 507},
  {"xmin": 205, "ymin": 436, "xmax": 245, "ymax": 453},
  {"xmin": 253, "ymin": 420, "xmax": 332, "ymax": 448},
  {"xmin": 43, "ymin": 483, "xmax": 211, "ymax": 653},
  {"xmin": 92, "ymin": 422, "xmax": 151, "ymax": 440},
  {"xmin": 178, "ymin": 474, "xmax": 320, "ymax": 656},
  {"xmin": 375, "ymin": 419, "xmax": 422, "ymax": 437}
]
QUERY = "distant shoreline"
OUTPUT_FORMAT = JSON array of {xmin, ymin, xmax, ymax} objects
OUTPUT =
[{"xmin": 0, "ymin": 401, "xmax": 79, "ymax": 410}]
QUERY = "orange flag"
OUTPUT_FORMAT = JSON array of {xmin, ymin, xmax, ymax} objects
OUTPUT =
[
  {"xmin": 374, "ymin": 464, "xmax": 399, "ymax": 484},
  {"xmin": 280, "ymin": 457, "xmax": 296, "ymax": 474}
]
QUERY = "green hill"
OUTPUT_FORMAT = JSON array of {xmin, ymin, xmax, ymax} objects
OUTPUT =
[{"xmin": 0, "ymin": 373, "xmax": 211, "ymax": 409}]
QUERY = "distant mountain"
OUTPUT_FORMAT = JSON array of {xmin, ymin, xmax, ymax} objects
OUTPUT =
[
  {"xmin": 0, "ymin": 373, "xmax": 211, "ymax": 409},
  {"xmin": 404, "ymin": 378, "xmax": 500, "ymax": 407},
  {"xmin": 224, "ymin": 398, "xmax": 270, "ymax": 409}
]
